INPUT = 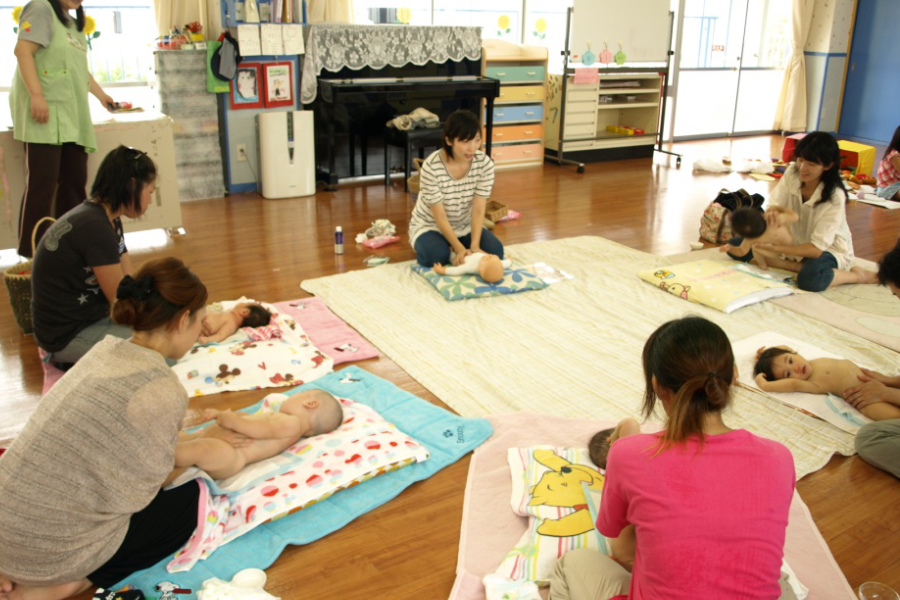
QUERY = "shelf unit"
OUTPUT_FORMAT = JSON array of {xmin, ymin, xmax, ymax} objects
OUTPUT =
[
  {"xmin": 481, "ymin": 40, "xmax": 548, "ymax": 170},
  {"xmin": 545, "ymin": 71, "xmax": 662, "ymax": 158}
]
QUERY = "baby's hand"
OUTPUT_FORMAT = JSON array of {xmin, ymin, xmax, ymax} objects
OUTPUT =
[
  {"xmin": 201, "ymin": 318, "xmax": 213, "ymax": 337},
  {"xmin": 755, "ymin": 346, "xmax": 767, "ymax": 361},
  {"xmin": 718, "ymin": 244, "xmax": 734, "ymax": 253},
  {"xmin": 755, "ymin": 373, "xmax": 770, "ymax": 388},
  {"xmin": 432, "ymin": 263, "xmax": 447, "ymax": 275},
  {"xmin": 201, "ymin": 408, "xmax": 221, "ymax": 422}
]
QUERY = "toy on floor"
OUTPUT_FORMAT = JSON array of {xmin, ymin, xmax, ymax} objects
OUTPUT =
[
  {"xmin": 196, "ymin": 568, "xmax": 280, "ymax": 600},
  {"xmin": 432, "ymin": 252, "xmax": 511, "ymax": 283},
  {"xmin": 356, "ymin": 219, "xmax": 400, "ymax": 248}
]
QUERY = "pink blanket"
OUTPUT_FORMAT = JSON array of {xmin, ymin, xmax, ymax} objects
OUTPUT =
[
  {"xmin": 450, "ymin": 412, "xmax": 855, "ymax": 600},
  {"xmin": 273, "ymin": 298, "xmax": 378, "ymax": 365},
  {"xmin": 38, "ymin": 298, "xmax": 378, "ymax": 396}
]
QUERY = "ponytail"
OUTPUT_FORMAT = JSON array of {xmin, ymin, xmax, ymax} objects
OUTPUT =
[{"xmin": 642, "ymin": 317, "xmax": 734, "ymax": 452}]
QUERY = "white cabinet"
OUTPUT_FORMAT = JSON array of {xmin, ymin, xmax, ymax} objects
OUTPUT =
[{"xmin": 545, "ymin": 72, "xmax": 662, "ymax": 158}]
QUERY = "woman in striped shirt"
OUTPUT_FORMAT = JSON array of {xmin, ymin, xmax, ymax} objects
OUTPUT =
[{"xmin": 408, "ymin": 110, "xmax": 505, "ymax": 267}]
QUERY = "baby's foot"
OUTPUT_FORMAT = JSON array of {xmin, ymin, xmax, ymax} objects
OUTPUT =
[{"xmin": 850, "ymin": 266, "xmax": 878, "ymax": 284}]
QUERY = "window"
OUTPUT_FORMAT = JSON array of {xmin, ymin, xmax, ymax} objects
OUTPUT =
[
  {"xmin": 524, "ymin": 0, "xmax": 572, "ymax": 73},
  {"xmin": 353, "ymin": 0, "xmax": 431, "ymax": 25},
  {"xmin": 433, "ymin": 0, "xmax": 521, "ymax": 42}
]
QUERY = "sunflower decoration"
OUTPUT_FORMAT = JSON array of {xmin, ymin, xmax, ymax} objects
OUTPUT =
[
  {"xmin": 497, "ymin": 14, "xmax": 510, "ymax": 37},
  {"xmin": 532, "ymin": 17, "xmax": 546, "ymax": 40},
  {"xmin": 12, "ymin": 6, "xmax": 32, "ymax": 34},
  {"xmin": 396, "ymin": 7, "xmax": 412, "ymax": 24},
  {"xmin": 83, "ymin": 15, "xmax": 100, "ymax": 49}
]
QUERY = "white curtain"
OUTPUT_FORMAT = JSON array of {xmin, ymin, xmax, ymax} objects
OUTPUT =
[
  {"xmin": 307, "ymin": 0, "xmax": 354, "ymax": 24},
  {"xmin": 774, "ymin": 0, "xmax": 815, "ymax": 132},
  {"xmin": 153, "ymin": 0, "xmax": 210, "ymax": 37}
]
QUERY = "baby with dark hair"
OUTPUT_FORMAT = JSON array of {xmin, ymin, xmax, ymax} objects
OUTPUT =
[
  {"xmin": 719, "ymin": 207, "xmax": 796, "ymax": 270},
  {"xmin": 199, "ymin": 302, "xmax": 272, "ymax": 344},
  {"xmin": 754, "ymin": 345, "xmax": 900, "ymax": 421}
]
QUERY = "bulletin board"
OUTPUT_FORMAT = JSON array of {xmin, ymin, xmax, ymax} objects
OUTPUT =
[{"xmin": 570, "ymin": 0, "xmax": 671, "ymax": 65}]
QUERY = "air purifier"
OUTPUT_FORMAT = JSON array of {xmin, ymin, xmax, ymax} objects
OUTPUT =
[{"xmin": 258, "ymin": 110, "xmax": 315, "ymax": 199}]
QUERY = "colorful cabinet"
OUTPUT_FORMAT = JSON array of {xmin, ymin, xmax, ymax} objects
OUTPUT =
[{"xmin": 482, "ymin": 40, "xmax": 548, "ymax": 170}]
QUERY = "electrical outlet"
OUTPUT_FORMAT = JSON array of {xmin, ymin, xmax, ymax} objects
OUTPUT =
[{"xmin": 236, "ymin": 144, "xmax": 248, "ymax": 162}]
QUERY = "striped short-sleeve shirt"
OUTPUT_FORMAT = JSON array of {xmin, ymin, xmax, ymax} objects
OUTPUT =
[{"xmin": 408, "ymin": 149, "xmax": 495, "ymax": 246}]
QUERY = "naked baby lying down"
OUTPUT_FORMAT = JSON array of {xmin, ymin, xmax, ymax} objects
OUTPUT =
[
  {"xmin": 754, "ymin": 346, "xmax": 900, "ymax": 421},
  {"xmin": 167, "ymin": 389, "xmax": 344, "ymax": 484}
]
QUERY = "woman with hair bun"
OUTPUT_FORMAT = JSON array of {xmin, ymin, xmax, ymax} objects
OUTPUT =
[
  {"xmin": 31, "ymin": 145, "xmax": 158, "ymax": 367},
  {"xmin": 550, "ymin": 316, "xmax": 797, "ymax": 600},
  {"xmin": 0, "ymin": 257, "xmax": 227, "ymax": 600}
]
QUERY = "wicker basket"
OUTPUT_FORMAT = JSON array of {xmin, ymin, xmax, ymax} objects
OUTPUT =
[
  {"xmin": 485, "ymin": 200, "xmax": 508, "ymax": 222},
  {"xmin": 408, "ymin": 157, "xmax": 425, "ymax": 195},
  {"xmin": 4, "ymin": 217, "xmax": 55, "ymax": 335}
]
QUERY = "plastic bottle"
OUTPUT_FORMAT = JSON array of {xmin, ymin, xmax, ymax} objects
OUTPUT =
[{"xmin": 334, "ymin": 226, "xmax": 344, "ymax": 255}]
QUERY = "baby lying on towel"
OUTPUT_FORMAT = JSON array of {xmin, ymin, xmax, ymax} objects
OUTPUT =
[
  {"xmin": 433, "ymin": 252, "xmax": 511, "ymax": 284},
  {"xmin": 755, "ymin": 345, "xmax": 900, "ymax": 421},
  {"xmin": 168, "ymin": 389, "xmax": 343, "ymax": 483},
  {"xmin": 200, "ymin": 302, "xmax": 272, "ymax": 344}
]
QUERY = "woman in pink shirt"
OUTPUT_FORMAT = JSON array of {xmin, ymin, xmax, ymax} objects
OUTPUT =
[{"xmin": 549, "ymin": 316, "xmax": 796, "ymax": 600}]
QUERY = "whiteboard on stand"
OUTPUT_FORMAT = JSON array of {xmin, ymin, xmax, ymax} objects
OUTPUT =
[{"xmin": 570, "ymin": 0, "xmax": 671, "ymax": 65}]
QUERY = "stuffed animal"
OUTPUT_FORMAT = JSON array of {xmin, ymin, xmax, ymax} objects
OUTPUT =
[{"xmin": 528, "ymin": 448, "xmax": 604, "ymax": 537}]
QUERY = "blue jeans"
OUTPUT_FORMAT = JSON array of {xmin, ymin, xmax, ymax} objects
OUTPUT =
[
  {"xmin": 725, "ymin": 238, "xmax": 838, "ymax": 292},
  {"xmin": 414, "ymin": 229, "xmax": 505, "ymax": 267},
  {"xmin": 49, "ymin": 317, "xmax": 132, "ymax": 366}
]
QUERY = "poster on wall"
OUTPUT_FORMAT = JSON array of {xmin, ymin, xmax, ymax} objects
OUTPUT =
[
  {"xmin": 230, "ymin": 62, "xmax": 263, "ymax": 110},
  {"xmin": 263, "ymin": 61, "xmax": 294, "ymax": 108}
]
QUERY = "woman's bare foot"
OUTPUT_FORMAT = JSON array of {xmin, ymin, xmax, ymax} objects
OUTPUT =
[{"xmin": 850, "ymin": 266, "xmax": 879, "ymax": 284}]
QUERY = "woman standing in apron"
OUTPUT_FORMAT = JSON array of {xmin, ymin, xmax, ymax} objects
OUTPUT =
[{"xmin": 11, "ymin": 0, "xmax": 116, "ymax": 257}]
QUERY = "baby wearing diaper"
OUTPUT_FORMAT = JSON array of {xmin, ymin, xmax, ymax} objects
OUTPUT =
[
  {"xmin": 432, "ymin": 252, "xmax": 511, "ymax": 283},
  {"xmin": 167, "ymin": 390, "xmax": 344, "ymax": 484}
]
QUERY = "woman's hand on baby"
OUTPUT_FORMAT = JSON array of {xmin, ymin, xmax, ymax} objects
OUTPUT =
[
  {"xmin": 843, "ymin": 375, "xmax": 888, "ymax": 409},
  {"xmin": 858, "ymin": 368, "xmax": 900, "ymax": 387},
  {"xmin": 198, "ymin": 422, "xmax": 254, "ymax": 448},
  {"xmin": 452, "ymin": 248, "xmax": 471, "ymax": 266}
]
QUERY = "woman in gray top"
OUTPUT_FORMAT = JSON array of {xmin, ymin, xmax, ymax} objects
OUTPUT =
[{"xmin": 0, "ymin": 257, "xmax": 217, "ymax": 598}]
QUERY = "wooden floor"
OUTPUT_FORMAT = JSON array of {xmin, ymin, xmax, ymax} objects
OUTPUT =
[{"xmin": 2, "ymin": 135, "xmax": 900, "ymax": 598}]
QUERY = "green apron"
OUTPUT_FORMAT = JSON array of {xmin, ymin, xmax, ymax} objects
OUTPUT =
[{"xmin": 9, "ymin": 0, "xmax": 97, "ymax": 152}]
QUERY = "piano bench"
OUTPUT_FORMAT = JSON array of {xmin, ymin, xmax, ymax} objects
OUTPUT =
[{"xmin": 384, "ymin": 126, "xmax": 444, "ymax": 191}]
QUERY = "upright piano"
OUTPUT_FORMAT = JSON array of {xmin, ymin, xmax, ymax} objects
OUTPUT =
[{"xmin": 311, "ymin": 61, "xmax": 500, "ymax": 190}]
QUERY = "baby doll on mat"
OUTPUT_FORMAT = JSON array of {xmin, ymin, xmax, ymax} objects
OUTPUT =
[
  {"xmin": 168, "ymin": 389, "xmax": 344, "ymax": 484},
  {"xmin": 199, "ymin": 302, "xmax": 272, "ymax": 344},
  {"xmin": 432, "ymin": 252, "xmax": 511, "ymax": 283},
  {"xmin": 754, "ymin": 346, "xmax": 900, "ymax": 421}
]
